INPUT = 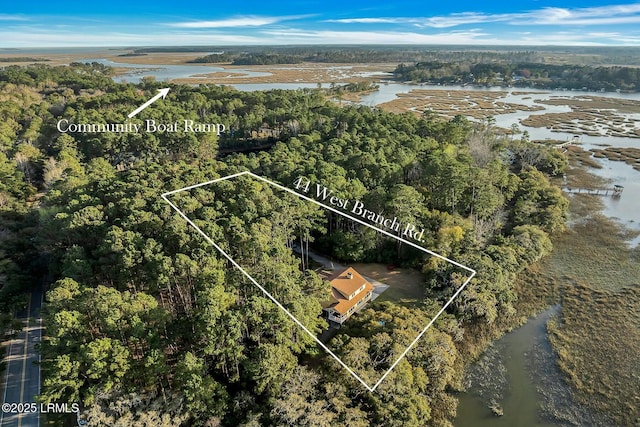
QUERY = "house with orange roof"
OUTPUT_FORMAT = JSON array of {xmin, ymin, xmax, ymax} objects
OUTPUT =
[{"xmin": 322, "ymin": 267, "xmax": 374, "ymax": 325}]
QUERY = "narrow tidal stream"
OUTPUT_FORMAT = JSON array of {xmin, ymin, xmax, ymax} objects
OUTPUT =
[
  {"xmin": 455, "ymin": 305, "xmax": 615, "ymax": 427},
  {"xmin": 455, "ymin": 306, "xmax": 560, "ymax": 427}
]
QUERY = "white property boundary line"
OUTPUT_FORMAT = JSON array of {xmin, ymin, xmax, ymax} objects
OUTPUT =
[{"xmin": 162, "ymin": 171, "xmax": 477, "ymax": 392}]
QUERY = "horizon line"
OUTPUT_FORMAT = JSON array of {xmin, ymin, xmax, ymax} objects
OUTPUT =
[{"xmin": 3, "ymin": 43, "xmax": 640, "ymax": 49}]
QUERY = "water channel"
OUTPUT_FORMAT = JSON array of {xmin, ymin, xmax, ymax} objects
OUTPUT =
[
  {"xmin": 454, "ymin": 305, "xmax": 618, "ymax": 427},
  {"xmin": 83, "ymin": 58, "xmax": 273, "ymax": 82},
  {"xmin": 455, "ymin": 307, "xmax": 560, "ymax": 427},
  {"xmin": 99, "ymin": 60, "xmax": 639, "ymax": 425}
]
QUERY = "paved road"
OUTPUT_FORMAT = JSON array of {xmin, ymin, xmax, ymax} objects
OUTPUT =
[{"xmin": 1, "ymin": 288, "xmax": 43, "ymax": 427}]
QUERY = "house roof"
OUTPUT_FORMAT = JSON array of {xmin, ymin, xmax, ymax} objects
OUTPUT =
[
  {"xmin": 321, "ymin": 267, "xmax": 374, "ymax": 315},
  {"xmin": 329, "ymin": 267, "xmax": 369, "ymax": 298},
  {"xmin": 331, "ymin": 281, "xmax": 373, "ymax": 315}
]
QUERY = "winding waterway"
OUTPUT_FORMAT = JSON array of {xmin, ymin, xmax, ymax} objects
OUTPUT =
[
  {"xmin": 83, "ymin": 58, "xmax": 272, "ymax": 82},
  {"xmin": 454, "ymin": 306, "xmax": 616, "ymax": 427},
  {"xmin": 358, "ymin": 83, "xmax": 640, "ymax": 146},
  {"xmin": 361, "ymin": 84, "xmax": 640, "ymax": 244},
  {"xmin": 455, "ymin": 307, "xmax": 561, "ymax": 427}
]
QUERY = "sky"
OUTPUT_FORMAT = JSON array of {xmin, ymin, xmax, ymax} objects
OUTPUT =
[{"xmin": 2, "ymin": 0, "xmax": 640, "ymax": 47}]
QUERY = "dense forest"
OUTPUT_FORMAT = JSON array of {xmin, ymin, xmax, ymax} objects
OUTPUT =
[
  {"xmin": 164, "ymin": 47, "xmax": 543, "ymax": 65},
  {"xmin": 137, "ymin": 44, "xmax": 640, "ymax": 66},
  {"xmin": 0, "ymin": 63, "xmax": 568, "ymax": 426},
  {"xmin": 394, "ymin": 61, "xmax": 640, "ymax": 92},
  {"xmin": 119, "ymin": 44, "xmax": 640, "ymax": 92},
  {"xmin": 184, "ymin": 47, "xmax": 640, "ymax": 91}
]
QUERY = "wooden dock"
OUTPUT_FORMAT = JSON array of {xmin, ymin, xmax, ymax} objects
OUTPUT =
[
  {"xmin": 554, "ymin": 141, "xmax": 576, "ymax": 149},
  {"xmin": 563, "ymin": 185, "xmax": 624, "ymax": 197},
  {"xmin": 553, "ymin": 135, "xmax": 581, "ymax": 150}
]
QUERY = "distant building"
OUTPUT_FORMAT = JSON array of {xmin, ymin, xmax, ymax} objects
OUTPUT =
[{"xmin": 322, "ymin": 267, "xmax": 373, "ymax": 325}]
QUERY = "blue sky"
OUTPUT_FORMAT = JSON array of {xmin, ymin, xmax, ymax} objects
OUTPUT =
[{"xmin": 2, "ymin": 1, "xmax": 640, "ymax": 47}]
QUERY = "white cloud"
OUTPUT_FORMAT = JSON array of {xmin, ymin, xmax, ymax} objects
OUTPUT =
[
  {"xmin": 537, "ymin": 3, "xmax": 640, "ymax": 20},
  {"xmin": 610, "ymin": 35, "xmax": 640, "ymax": 43},
  {"xmin": 0, "ymin": 30, "xmax": 265, "ymax": 47},
  {"xmin": 327, "ymin": 14, "xmax": 512, "ymax": 28},
  {"xmin": 259, "ymin": 28, "xmax": 638, "ymax": 46},
  {"xmin": 325, "ymin": 18, "xmax": 404, "ymax": 24},
  {"xmin": 2, "ymin": 27, "xmax": 633, "ymax": 47},
  {"xmin": 524, "ymin": 4, "xmax": 640, "ymax": 25},
  {"xmin": 261, "ymin": 28, "xmax": 513, "ymax": 45},
  {"xmin": 168, "ymin": 15, "xmax": 310, "ymax": 28},
  {"xmin": 421, "ymin": 13, "xmax": 513, "ymax": 28},
  {"xmin": 514, "ymin": 31, "xmax": 608, "ymax": 45},
  {"xmin": 587, "ymin": 32, "xmax": 623, "ymax": 38},
  {"xmin": 328, "ymin": 2, "xmax": 640, "ymax": 28},
  {"xmin": 4, "ymin": 6, "xmax": 640, "ymax": 48},
  {"xmin": 0, "ymin": 14, "xmax": 28, "ymax": 21},
  {"xmin": 0, "ymin": 27, "xmax": 495, "ymax": 47}
]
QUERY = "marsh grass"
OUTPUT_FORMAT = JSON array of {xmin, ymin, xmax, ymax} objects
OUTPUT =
[
  {"xmin": 377, "ymin": 89, "xmax": 544, "ymax": 117},
  {"xmin": 591, "ymin": 146, "xmax": 640, "ymax": 171},
  {"xmin": 566, "ymin": 145, "xmax": 604, "ymax": 169},
  {"xmin": 534, "ymin": 168, "xmax": 637, "ymax": 291},
  {"xmin": 539, "ymin": 95, "xmax": 640, "ymax": 113},
  {"xmin": 535, "ymin": 168, "xmax": 640, "ymax": 425},
  {"xmin": 540, "ymin": 210, "xmax": 640, "ymax": 291},
  {"xmin": 513, "ymin": 263, "xmax": 561, "ymax": 316},
  {"xmin": 521, "ymin": 96, "xmax": 640, "ymax": 138},
  {"xmin": 547, "ymin": 283, "xmax": 640, "ymax": 426},
  {"xmin": 172, "ymin": 63, "xmax": 395, "ymax": 84},
  {"xmin": 557, "ymin": 153, "xmax": 610, "ymax": 195}
]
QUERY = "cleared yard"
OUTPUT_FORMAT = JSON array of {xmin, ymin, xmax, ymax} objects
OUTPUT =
[{"xmin": 350, "ymin": 263, "xmax": 425, "ymax": 304}]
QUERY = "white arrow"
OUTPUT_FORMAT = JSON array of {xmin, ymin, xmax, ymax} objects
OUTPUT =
[{"xmin": 128, "ymin": 88, "xmax": 170, "ymax": 118}]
